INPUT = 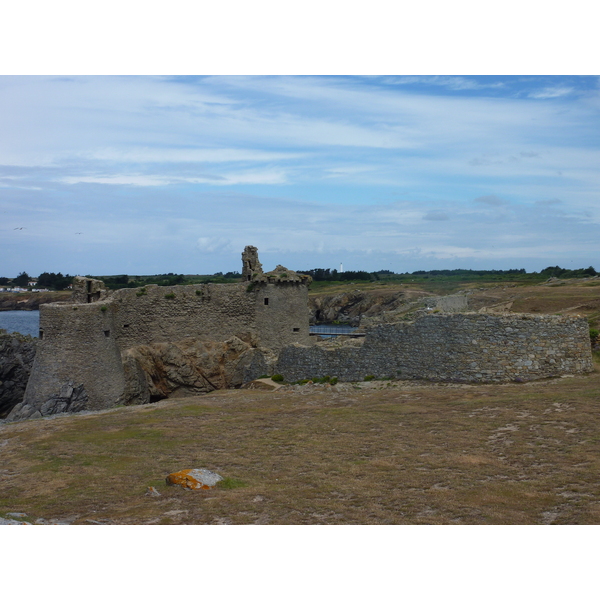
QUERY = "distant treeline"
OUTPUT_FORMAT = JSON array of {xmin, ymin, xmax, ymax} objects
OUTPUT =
[
  {"xmin": 298, "ymin": 265, "xmax": 598, "ymax": 283},
  {"xmin": 0, "ymin": 271, "xmax": 73, "ymax": 290},
  {"xmin": 1, "ymin": 265, "xmax": 597, "ymax": 292}
]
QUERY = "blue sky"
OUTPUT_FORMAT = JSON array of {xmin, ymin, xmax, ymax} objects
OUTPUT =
[{"xmin": 1, "ymin": 75, "xmax": 599, "ymax": 277}]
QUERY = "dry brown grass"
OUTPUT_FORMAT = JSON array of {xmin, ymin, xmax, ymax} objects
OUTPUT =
[{"xmin": 2, "ymin": 363, "xmax": 600, "ymax": 525}]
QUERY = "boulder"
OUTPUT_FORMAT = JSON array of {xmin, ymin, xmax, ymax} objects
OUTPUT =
[
  {"xmin": 0, "ymin": 517, "xmax": 31, "ymax": 525},
  {"xmin": 121, "ymin": 336, "xmax": 273, "ymax": 404},
  {"xmin": 166, "ymin": 469, "xmax": 223, "ymax": 490}
]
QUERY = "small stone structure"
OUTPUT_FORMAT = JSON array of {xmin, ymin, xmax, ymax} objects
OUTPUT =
[
  {"xmin": 424, "ymin": 294, "xmax": 468, "ymax": 313},
  {"xmin": 276, "ymin": 313, "xmax": 593, "ymax": 384},
  {"xmin": 71, "ymin": 276, "xmax": 108, "ymax": 304}
]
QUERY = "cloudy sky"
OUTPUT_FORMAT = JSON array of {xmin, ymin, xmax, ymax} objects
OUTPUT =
[{"xmin": 1, "ymin": 75, "xmax": 599, "ymax": 277}]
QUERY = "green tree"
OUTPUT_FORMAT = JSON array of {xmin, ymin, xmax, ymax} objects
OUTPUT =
[{"xmin": 13, "ymin": 272, "xmax": 30, "ymax": 287}]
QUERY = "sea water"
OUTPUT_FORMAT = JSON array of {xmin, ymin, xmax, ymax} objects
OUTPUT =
[{"xmin": 0, "ymin": 310, "xmax": 39, "ymax": 337}]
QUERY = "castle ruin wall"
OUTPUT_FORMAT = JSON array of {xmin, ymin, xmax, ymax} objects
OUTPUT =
[
  {"xmin": 19, "ymin": 278, "xmax": 311, "ymax": 416},
  {"xmin": 276, "ymin": 313, "xmax": 593, "ymax": 383}
]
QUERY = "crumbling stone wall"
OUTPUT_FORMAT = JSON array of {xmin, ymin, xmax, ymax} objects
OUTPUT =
[
  {"xmin": 12, "ymin": 248, "xmax": 312, "ymax": 420},
  {"xmin": 71, "ymin": 276, "xmax": 108, "ymax": 304},
  {"xmin": 276, "ymin": 314, "xmax": 593, "ymax": 384},
  {"xmin": 424, "ymin": 294, "xmax": 468, "ymax": 313}
]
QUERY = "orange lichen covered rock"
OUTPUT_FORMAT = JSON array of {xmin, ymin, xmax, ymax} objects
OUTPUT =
[{"xmin": 165, "ymin": 468, "xmax": 223, "ymax": 490}]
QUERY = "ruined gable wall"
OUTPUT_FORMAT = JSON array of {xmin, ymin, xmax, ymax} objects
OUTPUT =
[{"xmin": 276, "ymin": 314, "xmax": 593, "ymax": 383}]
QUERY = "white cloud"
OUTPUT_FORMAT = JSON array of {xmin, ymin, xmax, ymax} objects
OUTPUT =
[
  {"xmin": 528, "ymin": 86, "xmax": 574, "ymax": 99},
  {"xmin": 196, "ymin": 237, "xmax": 233, "ymax": 254},
  {"xmin": 85, "ymin": 147, "xmax": 305, "ymax": 164},
  {"xmin": 384, "ymin": 76, "xmax": 505, "ymax": 91},
  {"xmin": 59, "ymin": 175, "xmax": 171, "ymax": 186},
  {"xmin": 58, "ymin": 169, "xmax": 288, "ymax": 187}
]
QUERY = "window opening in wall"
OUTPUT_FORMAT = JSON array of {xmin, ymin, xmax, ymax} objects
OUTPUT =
[
  {"xmin": 39, "ymin": 330, "xmax": 44, "ymax": 339},
  {"xmin": 104, "ymin": 330, "xmax": 110, "ymax": 337},
  {"xmin": 123, "ymin": 324, "xmax": 130, "ymax": 328},
  {"xmin": 293, "ymin": 327, "xmax": 300, "ymax": 332},
  {"xmin": 264, "ymin": 298, "xmax": 269, "ymax": 305},
  {"xmin": 86, "ymin": 280, "xmax": 92, "ymax": 303}
]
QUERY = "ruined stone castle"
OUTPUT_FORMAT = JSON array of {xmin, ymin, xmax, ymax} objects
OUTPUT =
[
  {"xmin": 8, "ymin": 247, "xmax": 312, "ymax": 420},
  {"xmin": 6, "ymin": 246, "xmax": 594, "ymax": 421}
]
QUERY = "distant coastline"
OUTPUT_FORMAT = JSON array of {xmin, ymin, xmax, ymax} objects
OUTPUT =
[{"xmin": 0, "ymin": 291, "xmax": 70, "ymax": 312}]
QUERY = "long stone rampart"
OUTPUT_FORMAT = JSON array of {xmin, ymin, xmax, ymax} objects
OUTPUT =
[{"xmin": 276, "ymin": 313, "xmax": 593, "ymax": 383}]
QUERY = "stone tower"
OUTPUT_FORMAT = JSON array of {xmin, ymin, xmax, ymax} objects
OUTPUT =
[{"xmin": 241, "ymin": 245, "xmax": 263, "ymax": 281}]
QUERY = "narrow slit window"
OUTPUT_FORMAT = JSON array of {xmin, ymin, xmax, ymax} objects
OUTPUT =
[
  {"xmin": 39, "ymin": 330, "xmax": 44, "ymax": 339},
  {"xmin": 104, "ymin": 330, "xmax": 110, "ymax": 337},
  {"xmin": 293, "ymin": 327, "xmax": 300, "ymax": 332},
  {"xmin": 264, "ymin": 298, "xmax": 269, "ymax": 305}
]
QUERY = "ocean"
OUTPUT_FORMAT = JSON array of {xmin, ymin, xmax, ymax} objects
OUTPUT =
[{"xmin": 0, "ymin": 310, "xmax": 40, "ymax": 337}]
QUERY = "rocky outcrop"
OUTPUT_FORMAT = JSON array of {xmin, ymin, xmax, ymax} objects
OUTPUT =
[
  {"xmin": 8, "ymin": 381, "xmax": 89, "ymax": 421},
  {"xmin": 0, "ymin": 291, "xmax": 70, "ymax": 312},
  {"xmin": 121, "ymin": 336, "xmax": 275, "ymax": 404},
  {"xmin": 0, "ymin": 330, "xmax": 37, "ymax": 419},
  {"xmin": 308, "ymin": 289, "xmax": 431, "ymax": 326}
]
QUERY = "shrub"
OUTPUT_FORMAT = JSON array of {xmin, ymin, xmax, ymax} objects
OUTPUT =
[
  {"xmin": 136, "ymin": 287, "xmax": 147, "ymax": 297},
  {"xmin": 100, "ymin": 306, "xmax": 108, "ymax": 313},
  {"xmin": 330, "ymin": 377, "xmax": 338, "ymax": 385},
  {"xmin": 271, "ymin": 374, "xmax": 284, "ymax": 382},
  {"xmin": 364, "ymin": 375, "xmax": 375, "ymax": 381},
  {"xmin": 164, "ymin": 292, "xmax": 176, "ymax": 299},
  {"xmin": 590, "ymin": 328, "xmax": 599, "ymax": 346}
]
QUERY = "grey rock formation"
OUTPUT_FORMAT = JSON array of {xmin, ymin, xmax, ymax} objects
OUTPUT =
[
  {"xmin": 7, "ymin": 381, "xmax": 88, "ymax": 421},
  {"xmin": 0, "ymin": 329, "xmax": 37, "ymax": 418},
  {"xmin": 0, "ymin": 517, "xmax": 31, "ymax": 525},
  {"xmin": 309, "ymin": 289, "xmax": 430, "ymax": 326}
]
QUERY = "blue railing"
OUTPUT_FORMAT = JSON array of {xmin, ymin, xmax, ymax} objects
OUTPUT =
[{"xmin": 309, "ymin": 325, "xmax": 364, "ymax": 337}]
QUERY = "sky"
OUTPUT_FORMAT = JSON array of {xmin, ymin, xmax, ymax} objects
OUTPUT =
[{"xmin": 1, "ymin": 74, "xmax": 599, "ymax": 277}]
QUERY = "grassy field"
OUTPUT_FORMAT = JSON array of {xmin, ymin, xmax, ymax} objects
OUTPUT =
[{"xmin": 2, "ymin": 360, "xmax": 599, "ymax": 525}]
